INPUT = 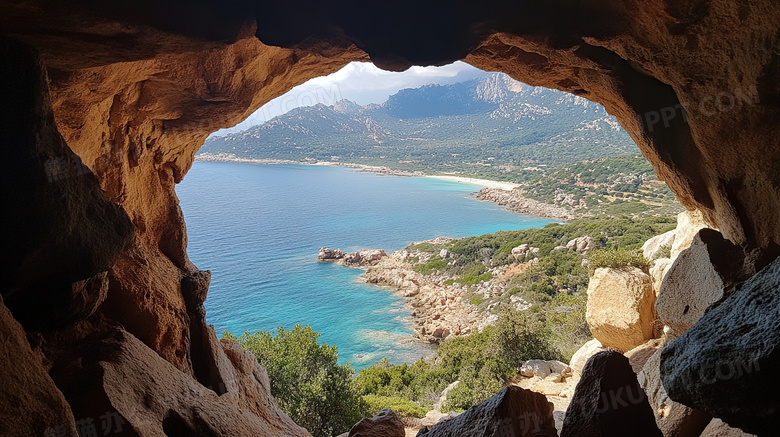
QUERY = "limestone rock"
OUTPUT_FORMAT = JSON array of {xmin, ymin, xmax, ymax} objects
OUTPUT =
[
  {"xmin": 417, "ymin": 386, "xmax": 557, "ymax": 436},
  {"xmin": 347, "ymin": 408, "xmax": 404, "ymax": 437},
  {"xmin": 586, "ymin": 268, "xmax": 656, "ymax": 352},
  {"xmin": 642, "ymin": 230, "xmax": 676, "ymax": 260},
  {"xmin": 638, "ymin": 348, "xmax": 711, "ymax": 437},
  {"xmin": 560, "ymin": 351, "xmax": 662, "ymax": 437},
  {"xmin": 660, "ymin": 256, "xmax": 780, "ymax": 435},
  {"xmin": 511, "ymin": 244, "xmax": 540, "ymax": 259},
  {"xmin": 569, "ymin": 339, "xmax": 609, "ymax": 378},
  {"xmin": 670, "ymin": 210, "xmax": 710, "ymax": 259},
  {"xmin": 649, "ymin": 258, "xmax": 673, "ymax": 293},
  {"xmin": 656, "ymin": 230, "xmax": 725, "ymax": 340},
  {"xmin": 519, "ymin": 360, "xmax": 571, "ymax": 379},
  {"xmin": 0, "ymin": 297, "xmax": 77, "ymax": 437}
]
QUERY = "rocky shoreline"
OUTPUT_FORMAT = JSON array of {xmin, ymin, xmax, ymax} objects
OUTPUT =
[
  {"xmin": 359, "ymin": 238, "xmax": 534, "ymax": 344},
  {"xmin": 474, "ymin": 187, "xmax": 572, "ymax": 220}
]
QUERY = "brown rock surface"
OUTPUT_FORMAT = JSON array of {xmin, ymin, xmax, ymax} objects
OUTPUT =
[
  {"xmin": 0, "ymin": 297, "xmax": 77, "ymax": 437},
  {"xmin": 586, "ymin": 267, "xmax": 657, "ymax": 352}
]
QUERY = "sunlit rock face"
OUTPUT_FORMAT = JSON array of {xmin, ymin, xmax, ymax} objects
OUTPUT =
[{"xmin": 1, "ymin": 0, "xmax": 779, "ymax": 435}]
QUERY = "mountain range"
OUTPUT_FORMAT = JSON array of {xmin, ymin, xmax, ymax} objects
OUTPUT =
[{"xmin": 199, "ymin": 72, "xmax": 639, "ymax": 171}]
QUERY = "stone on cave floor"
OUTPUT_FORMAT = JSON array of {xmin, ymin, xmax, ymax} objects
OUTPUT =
[
  {"xmin": 560, "ymin": 351, "xmax": 662, "ymax": 437},
  {"xmin": 661, "ymin": 256, "xmax": 780, "ymax": 436},
  {"xmin": 586, "ymin": 267, "xmax": 657, "ymax": 352},
  {"xmin": 341, "ymin": 408, "xmax": 405, "ymax": 437},
  {"xmin": 417, "ymin": 386, "xmax": 558, "ymax": 437}
]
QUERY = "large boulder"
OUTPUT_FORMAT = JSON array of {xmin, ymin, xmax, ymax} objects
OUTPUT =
[
  {"xmin": 660, "ymin": 256, "xmax": 780, "ymax": 435},
  {"xmin": 346, "ymin": 408, "xmax": 404, "ymax": 437},
  {"xmin": 669, "ymin": 210, "xmax": 710, "ymax": 259},
  {"xmin": 642, "ymin": 230, "xmax": 676, "ymax": 260},
  {"xmin": 624, "ymin": 339, "xmax": 662, "ymax": 375},
  {"xmin": 566, "ymin": 236, "xmax": 597, "ymax": 253},
  {"xmin": 560, "ymin": 351, "xmax": 662, "ymax": 437},
  {"xmin": 586, "ymin": 268, "xmax": 657, "ymax": 352},
  {"xmin": 417, "ymin": 386, "xmax": 557, "ymax": 437},
  {"xmin": 569, "ymin": 339, "xmax": 610, "ymax": 379},
  {"xmin": 655, "ymin": 230, "xmax": 725, "ymax": 340},
  {"xmin": 638, "ymin": 348, "xmax": 711, "ymax": 437}
]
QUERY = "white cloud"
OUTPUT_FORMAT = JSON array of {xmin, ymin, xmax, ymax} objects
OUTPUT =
[{"xmin": 212, "ymin": 61, "xmax": 485, "ymax": 136}]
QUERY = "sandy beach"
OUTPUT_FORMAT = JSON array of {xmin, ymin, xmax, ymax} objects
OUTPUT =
[{"xmin": 426, "ymin": 175, "xmax": 519, "ymax": 191}]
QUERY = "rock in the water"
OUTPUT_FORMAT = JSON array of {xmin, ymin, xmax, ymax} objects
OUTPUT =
[
  {"xmin": 638, "ymin": 348, "xmax": 711, "ymax": 437},
  {"xmin": 642, "ymin": 230, "xmax": 676, "ymax": 260},
  {"xmin": 417, "ymin": 386, "xmax": 557, "ymax": 437},
  {"xmin": 560, "ymin": 351, "xmax": 662, "ymax": 437},
  {"xmin": 347, "ymin": 408, "xmax": 404, "ymax": 437},
  {"xmin": 660, "ymin": 256, "xmax": 780, "ymax": 435},
  {"xmin": 586, "ymin": 267, "xmax": 657, "ymax": 352},
  {"xmin": 519, "ymin": 359, "xmax": 571, "ymax": 379},
  {"xmin": 569, "ymin": 339, "xmax": 610, "ymax": 378},
  {"xmin": 318, "ymin": 247, "xmax": 346, "ymax": 260}
]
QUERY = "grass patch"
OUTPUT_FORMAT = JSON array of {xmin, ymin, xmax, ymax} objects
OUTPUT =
[
  {"xmin": 362, "ymin": 395, "xmax": 428, "ymax": 418},
  {"xmin": 588, "ymin": 247, "xmax": 650, "ymax": 272}
]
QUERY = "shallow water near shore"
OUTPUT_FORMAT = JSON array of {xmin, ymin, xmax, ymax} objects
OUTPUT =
[{"xmin": 177, "ymin": 161, "xmax": 554, "ymax": 368}]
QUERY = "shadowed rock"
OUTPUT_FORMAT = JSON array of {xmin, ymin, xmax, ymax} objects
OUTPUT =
[
  {"xmin": 345, "ymin": 408, "xmax": 404, "ymax": 437},
  {"xmin": 561, "ymin": 351, "xmax": 662, "ymax": 437},
  {"xmin": 417, "ymin": 385, "xmax": 557, "ymax": 437}
]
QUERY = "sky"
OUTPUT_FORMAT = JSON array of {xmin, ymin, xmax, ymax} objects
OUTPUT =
[{"xmin": 212, "ymin": 61, "xmax": 486, "ymax": 136}]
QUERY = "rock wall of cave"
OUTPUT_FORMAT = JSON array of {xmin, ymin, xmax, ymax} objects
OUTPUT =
[{"xmin": 1, "ymin": 0, "xmax": 778, "ymax": 435}]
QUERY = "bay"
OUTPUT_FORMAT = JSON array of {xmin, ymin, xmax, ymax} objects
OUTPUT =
[{"xmin": 177, "ymin": 161, "xmax": 554, "ymax": 368}]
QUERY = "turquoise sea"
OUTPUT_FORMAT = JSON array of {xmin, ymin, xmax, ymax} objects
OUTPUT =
[{"xmin": 177, "ymin": 162, "xmax": 554, "ymax": 368}]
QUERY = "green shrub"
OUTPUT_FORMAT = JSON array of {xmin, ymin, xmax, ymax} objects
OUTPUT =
[
  {"xmin": 469, "ymin": 296, "xmax": 484, "ymax": 305},
  {"xmin": 226, "ymin": 326, "xmax": 368, "ymax": 437},
  {"xmin": 362, "ymin": 395, "xmax": 428, "ymax": 418},
  {"xmin": 458, "ymin": 272, "xmax": 493, "ymax": 285},
  {"xmin": 588, "ymin": 247, "xmax": 651, "ymax": 272}
]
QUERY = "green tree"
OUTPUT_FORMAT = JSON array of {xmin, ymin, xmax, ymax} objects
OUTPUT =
[{"xmin": 227, "ymin": 325, "xmax": 368, "ymax": 437}]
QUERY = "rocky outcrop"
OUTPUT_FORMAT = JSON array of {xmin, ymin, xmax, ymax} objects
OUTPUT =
[
  {"xmin": 566, "ymin": 236, "xmax": 598, "ymax": 254},
  {"xmin": 561, "ymin": 351, "xmax": 662, "ymax": 437},
  {"xmin": 319, "ymin": 248, "xmax": 388, "ymax": 267},
  {"xmin": 417, "ymin": 386, "xmax": 558, "ymax": 437},
  {"xmin": 586, "ymin": 267, "xmax": 657, "ymax": 352},
  {"xmin": 363, "ymin": 247, "xmax": 497, "ymax": 343},
  {"xmin": 474, "ymin": 188, "xmax": 572, "ymax": 220},
  {"xmin": 511, "ymin": 244, "xmax": 540, "ymax": 259},
  {"xmin": 638, "ymin": 348, "xmax": 711, "ymax": 437},
  {"xmin": 660, "ymin": 256, "xmax": 780, "ymax": 436},
  {"xmin": 343, "ymin": 408, "xmax": 405, "ymax": 437}
]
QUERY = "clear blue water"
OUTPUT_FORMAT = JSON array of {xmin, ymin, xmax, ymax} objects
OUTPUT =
[{"xmin": 177, "ymin": 162, "xmax": 554, "ymax": 368}]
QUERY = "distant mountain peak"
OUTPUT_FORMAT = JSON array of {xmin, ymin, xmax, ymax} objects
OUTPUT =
[{"xmin": 333, "ymin": 99, "xmax": 361, "ymax": 114}]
